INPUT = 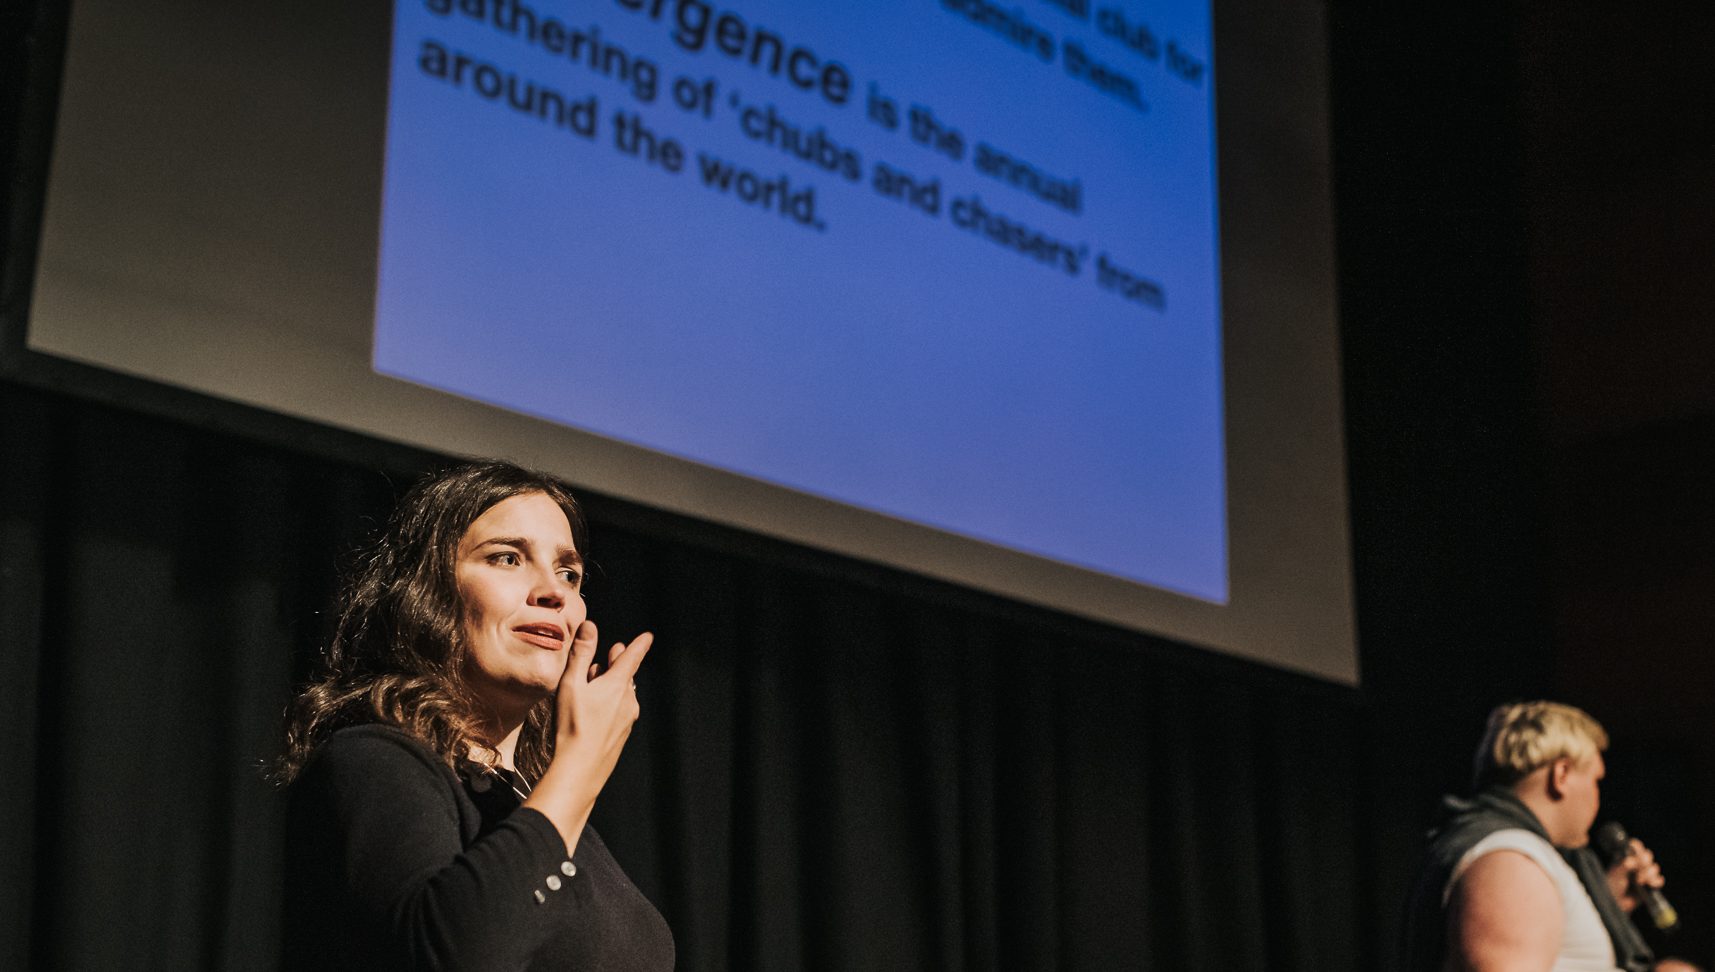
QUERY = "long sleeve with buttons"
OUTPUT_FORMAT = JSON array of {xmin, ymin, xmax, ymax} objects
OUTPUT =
[{"xmin": 282, "ymin": 724, "xmax": 673, "ymax": 972}]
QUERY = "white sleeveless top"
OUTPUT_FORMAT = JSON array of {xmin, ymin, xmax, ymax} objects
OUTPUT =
[{"xmin": 1444, "ymin": 828, "xmax": 1620, "ymax": 972}]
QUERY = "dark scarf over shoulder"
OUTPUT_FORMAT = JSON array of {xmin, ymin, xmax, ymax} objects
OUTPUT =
[{"xmin": 1401, "ymin": 785, "xmax": 1653, "ymax": 972}]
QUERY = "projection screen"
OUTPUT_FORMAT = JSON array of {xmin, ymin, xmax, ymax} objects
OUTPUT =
[{"xmin": 22, "ymin": 0, "xmax": 1356, "ymax": 682}]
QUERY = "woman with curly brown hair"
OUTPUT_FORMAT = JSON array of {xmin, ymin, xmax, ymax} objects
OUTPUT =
[{"xmin": 277, "ymin": 460, "xmax": 671, "ymax": 970}]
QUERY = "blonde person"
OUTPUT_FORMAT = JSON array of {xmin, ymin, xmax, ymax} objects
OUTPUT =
[{"xmin": 1402, "ymin": 701, "xmax": 1690, "ymax": 972}]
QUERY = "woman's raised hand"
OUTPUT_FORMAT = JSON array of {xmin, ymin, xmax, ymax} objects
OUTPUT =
[
  {"xmin": 525, "ymin": 619, "xmax": 653, "ymax": 854},
  {"xmin": 561, "ymin": 619, "xmax": 651, "ymax": 755}
]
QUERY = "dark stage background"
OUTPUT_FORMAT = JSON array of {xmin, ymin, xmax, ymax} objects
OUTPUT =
[{"xmin": 3, "ymin": 2, "xmax": 1712, "ymax": 970}]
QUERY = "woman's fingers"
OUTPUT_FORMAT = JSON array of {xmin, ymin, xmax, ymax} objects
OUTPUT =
[
  {"xmin": 563, "ymin": 620, "xmax": 598, "ymax": 687},
  {"xmin": 608, "ymin": 632, "xmax": 653, "ymax": 679},
  {"xmin": 562, "ymin": 625, "xmax": 651, "ymax": 702},
  {"xmin": 570, "ymin": 619, "xmax": 598, "ymax": 659}
]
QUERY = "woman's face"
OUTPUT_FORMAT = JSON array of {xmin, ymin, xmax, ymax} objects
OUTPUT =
[{"xmin": 454, "ymin": 491, "xmax": 587, "ymax": 716}]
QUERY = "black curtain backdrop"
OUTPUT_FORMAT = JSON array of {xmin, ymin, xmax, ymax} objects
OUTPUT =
[
  {"xmin": 2, "ymin": 382, "xmax": 1371, "ymax": 970},
  {"xmin": 21, "ymin": 0, "xmax": 1710, "ymax": 969}
]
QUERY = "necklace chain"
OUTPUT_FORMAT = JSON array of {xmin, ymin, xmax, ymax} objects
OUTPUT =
[{"xmin": 486, "ymin": 764, "xmax": 533, "ymax": 803}]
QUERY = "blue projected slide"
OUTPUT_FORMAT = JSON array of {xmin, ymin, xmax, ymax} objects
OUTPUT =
[{"xmin": 373, "ymin": 0, "xmax": 1226, "ymax": 601}]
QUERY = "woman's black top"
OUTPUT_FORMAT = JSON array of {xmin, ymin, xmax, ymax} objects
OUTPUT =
[{"xmin": 283, "ymin": 724, "xmax": 674, "ymax": 971}]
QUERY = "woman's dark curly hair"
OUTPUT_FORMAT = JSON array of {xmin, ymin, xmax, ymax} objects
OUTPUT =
[{"xmin": 274, "ymin": 460, "xmax": 587, "ymax": 784}]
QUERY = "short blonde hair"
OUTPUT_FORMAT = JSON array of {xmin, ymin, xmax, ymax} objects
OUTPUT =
[{"xmin": 1473, "ymin": 701, "xmax": 1608, "ymax": 788}]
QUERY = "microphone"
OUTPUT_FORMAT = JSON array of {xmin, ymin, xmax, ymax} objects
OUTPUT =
[{"xmin": 1594, "ymin": 821, "xmax": 1680, "ymax": 933}]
